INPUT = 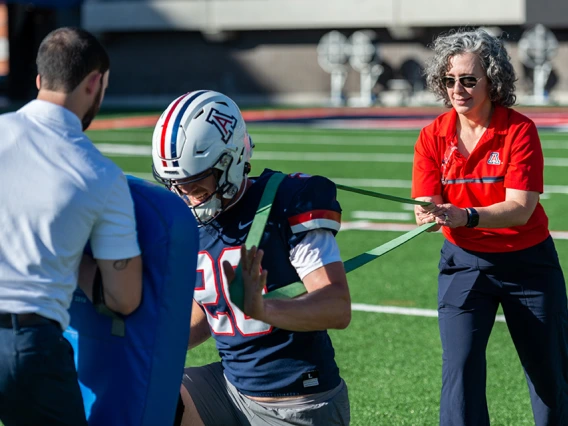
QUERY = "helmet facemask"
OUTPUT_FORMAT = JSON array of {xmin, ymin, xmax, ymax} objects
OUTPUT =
[{"xmin": 169, "ymin": 153, "xmax": 247, "ymax": 226}]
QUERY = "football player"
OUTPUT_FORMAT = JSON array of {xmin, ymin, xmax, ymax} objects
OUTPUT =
[{"xmin": 152, "ymin": 90, "xmax": 351, "ymax": 426}]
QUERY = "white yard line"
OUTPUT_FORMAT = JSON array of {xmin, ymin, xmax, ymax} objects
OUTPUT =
[
  {"xmin": 250, "ymin": 135, "xmax": 417, "ymax": 146},
  {"xmin": 89, "ymin": 132, "xmax": 417, "ymax": 146},
  {"xmin": 340, "ymin": 221, "xmax": 418, "ymax": 232},
  {"xmin": 126, "ymin": 172, "xmax": 568, "ymax": 196},
  {"xmin": 254, "ymin": 152, "xmax": 417, "ymax": 162},
  {"xmin": 544, "ymin": 158, "xmax": 568, "ymax": 166},
  {"xmin": 352, "ymin": 303, "xmax": 506, "ymax": 322},
  {"xmin": 542, "ymin": 140, "xmax": 568, "ymax": 149},
  {"xmin": 352, "ymin": 211, "xmax": 414, "ymax": 221},
  {"xmin": 101, "ymin": 143, "xmax": 568, "ymax": 166},
  {"xmin": 96, "ymin": 143, "xmax": 151, "ymax": 155},
  {"xmin": 89, "ymin": 133, "xmax": 568, "ymax": 148},
  {"xmin": 96, "ymin": 144, "xmax": 414, "ymax": 162},
  {"xmin": 334, "ymin": 178, "xmax": 412, "ymax": 188},
  {"xmin": 339, "ymin": 220, "xmax": 568, "ymax": 240}
]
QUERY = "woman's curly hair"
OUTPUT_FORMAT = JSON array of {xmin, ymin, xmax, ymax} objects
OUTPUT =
[{"xmin": 424, "ymin": 28, "xmax": 517, "ymax": 108}]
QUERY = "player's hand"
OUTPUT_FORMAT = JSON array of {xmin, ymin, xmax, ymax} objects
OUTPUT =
[{"xmin": 223, "ymin": 245, "xmax": 268, "ymax": 321}]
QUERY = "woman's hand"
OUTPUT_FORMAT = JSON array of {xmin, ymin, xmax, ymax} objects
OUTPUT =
[
  {"xmin": 434, "ymin": 204, "xmax": 469, "ymax": 228},
  {"xmin": 415, "ymin": 203, "xmax": 442, "ymax": 231}
]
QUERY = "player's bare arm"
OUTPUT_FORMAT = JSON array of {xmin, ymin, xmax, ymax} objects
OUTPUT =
[
  {"xmin": 188, "ymin": 300, "xmax": 211, "ymax": 350},
  {"xmin": 78, "ymin": 253, "xmax": 97, "ymax": 299},
  {"xmin": 96, "ymin": 255, "xmax": 143, "ymax": 315},
  {"xmin": 225, "ymin": 245, "xmax": 351, "ymax": 332}
]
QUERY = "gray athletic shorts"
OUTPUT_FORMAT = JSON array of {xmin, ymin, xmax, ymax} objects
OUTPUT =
[{"xmin": 182, "ymin": 362, "xmax": 350, "ymax": 426}]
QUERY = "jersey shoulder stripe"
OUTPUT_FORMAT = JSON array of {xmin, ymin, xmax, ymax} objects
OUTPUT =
[{"xmin": 288, "ymin": 209, "xmax": 341, "ymax": 234}]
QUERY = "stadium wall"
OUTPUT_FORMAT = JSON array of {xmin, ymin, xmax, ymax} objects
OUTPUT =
[
  {"xmin": 95, "ymin": 28, "xmax": 568, "ymax": 108},
  {"xmin": 82, "ymin": 0, "xmax": 568, "ymax": 107}
]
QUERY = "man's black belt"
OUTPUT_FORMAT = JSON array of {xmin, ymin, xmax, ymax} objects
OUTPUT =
[{"xmin": 0, "ymin": 313, "xmax": 59, "ymax": 328}]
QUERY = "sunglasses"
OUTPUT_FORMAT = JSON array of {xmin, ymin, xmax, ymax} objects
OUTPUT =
[{"xmin": 442, "ymin": 76, "xmax": 482, "ymax": 89}]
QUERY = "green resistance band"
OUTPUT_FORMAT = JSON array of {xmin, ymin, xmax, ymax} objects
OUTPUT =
[
  {"xmin": 229, "ymin": 173, "xmax": 287, "ymax": 311},
  {"xmin": 264, "ymin": 221, "xmax": 436, "ymax": 300},
  {"xmin": 229, "ymin": 174, "xmax": 437, "ymax": 310}
]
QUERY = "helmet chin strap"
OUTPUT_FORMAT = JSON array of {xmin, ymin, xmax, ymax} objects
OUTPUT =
[
  {"xmin": 223, "ymin": 176, "xmax": 248, "ymax": 211},
  {"xmin": 192, "ymin": 194, "xmax": 223, "ymax": 225},
  {"xmin": 191, "ymin": 175, "xmax": 248, "ymax": 226}
]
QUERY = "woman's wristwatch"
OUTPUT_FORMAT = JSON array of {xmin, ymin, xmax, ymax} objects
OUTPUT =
[{"xmin": 464, "ymin": 207, "xmax": 479, "ymax": 228}]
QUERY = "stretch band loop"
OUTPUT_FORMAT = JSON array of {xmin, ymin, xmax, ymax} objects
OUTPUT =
[{"xmin": 229, "ymin": 175, "xmax": 436, "ymax": 309}]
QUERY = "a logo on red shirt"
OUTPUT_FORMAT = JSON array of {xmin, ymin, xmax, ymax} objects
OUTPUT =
[{"xmin": 487, "ymin": 152, "xmax": 501, "ymax": 165}]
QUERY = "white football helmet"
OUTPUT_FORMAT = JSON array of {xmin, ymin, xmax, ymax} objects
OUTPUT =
[{"xmin": 152, "ymin": 90, "xmax": 253, "ymax": 225}]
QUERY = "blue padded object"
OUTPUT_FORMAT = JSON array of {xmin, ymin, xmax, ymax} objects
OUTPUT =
[{"xmin": 64, "ymin": 176, "xmax": 198, "ymax": 426}]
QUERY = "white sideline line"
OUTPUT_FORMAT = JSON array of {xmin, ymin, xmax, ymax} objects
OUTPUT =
[
  {"xmin": 99, "ymin": 144, "xmax": 568, "ymax": 166},
  {"xmin": 352, "ymin": 303, "xmax": 506, "ymax": 322}
]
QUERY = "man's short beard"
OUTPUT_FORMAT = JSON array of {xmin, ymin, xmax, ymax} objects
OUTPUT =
[{"xmin": 82, "ymin": 84, "xmax": 103, "ymax": 131}]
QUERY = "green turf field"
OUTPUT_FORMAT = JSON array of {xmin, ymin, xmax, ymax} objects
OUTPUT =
[{"xmin": 86, "ymin": 124, "xmax": 568, "ymax": 426}]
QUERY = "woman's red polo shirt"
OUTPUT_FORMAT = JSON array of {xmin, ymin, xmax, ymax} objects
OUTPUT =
[{"xmin": 411, "ymin": 105, "xmax": 550, "ymax": 253}]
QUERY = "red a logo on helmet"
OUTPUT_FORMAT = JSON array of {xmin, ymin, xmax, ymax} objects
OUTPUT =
[{"xmin": 206, "ymin": 108, "xmax": 238, "ymax": 143}]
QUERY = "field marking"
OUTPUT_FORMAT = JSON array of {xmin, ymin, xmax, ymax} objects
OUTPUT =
[
  {"xmin": 544, "ymin": 158, "xmax": 568, "ymax": 166},
  {"xmin": 89, "ymin": 133, "xmax": 418, "ymax": 146},
  {"xmin": 96, "ymin": 144, "xmax": 414, "ymax": 163},
  {"xmin": 96, "ymin": 143, "xmax": 151, "ymax": 155},
  {"xmin": 352, "ymin": 211, "xmax": 414, "ymax": 221},
  {"xmin": 98, "ymin": 144, "xmax": 568, "ymax": 166},
  {"xmin": 332, "ymin": 178, "xmax": 413, "ymax": 188},
  {"xmin": 352, "ymin": 303, "xmax": 506, "ymax": 322},
  {"xmin": 340, "ymin": 220, "xmax": 568, "ymax": 239},
  {"xmin": 542, "ymin": 140, "xmax": 568, "ymax": 149},
  {"xmin": 88, "ymin": 131, "xmax": 568, "ymax": 149},
  {"xmin": 334, "ymin": 178, "xmax": 568, "ymax": 195},
  {"xmin": 126, "ymin": 172, "xmax": 568, "ymax": 196},
  {"xmin": 341, "ymin": 221, "xmax": 419, "ymax": 232}
]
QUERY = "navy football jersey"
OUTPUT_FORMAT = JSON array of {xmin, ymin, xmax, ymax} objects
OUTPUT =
[{"xmin": 194, "ymin": 169, "xmax": 343, "ymax": 397}]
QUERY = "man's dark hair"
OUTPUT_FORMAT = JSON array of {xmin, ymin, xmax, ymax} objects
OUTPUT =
[{"xmin": 36, "ymin": 27, "xmax": 110, "ymax": 93}]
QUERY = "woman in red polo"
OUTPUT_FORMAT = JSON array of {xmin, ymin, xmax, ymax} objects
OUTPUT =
[{"xmin": 412, "ymin": 28, "xmax": 567, "ymax": 426}]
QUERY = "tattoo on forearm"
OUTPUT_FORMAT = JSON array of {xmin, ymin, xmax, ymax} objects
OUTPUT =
[{"xmin": 113, "ymin": 258, "xmax": 132, "ymax": 271}]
